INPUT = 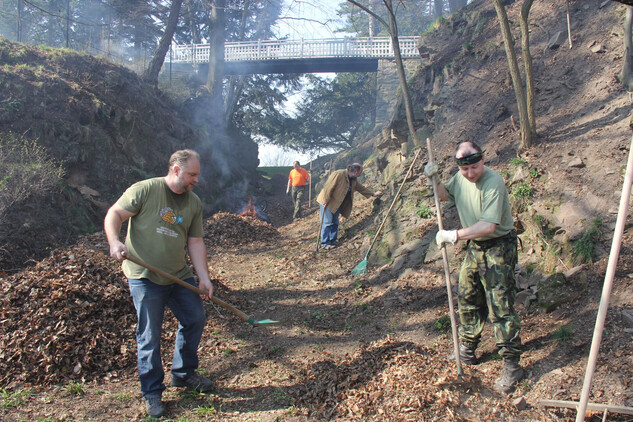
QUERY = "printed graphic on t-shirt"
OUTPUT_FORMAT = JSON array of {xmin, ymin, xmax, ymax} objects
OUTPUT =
[
  {"xmin": 160, "ymin": 207, "xmax": 183, "ymax": 224},
  {"xmin": 156, "ymin": 226, "xmax": 179, "ymax": 237},
  {"xmin": 157, "ymin": 207, "xmax": 183, "ymax": 238}
]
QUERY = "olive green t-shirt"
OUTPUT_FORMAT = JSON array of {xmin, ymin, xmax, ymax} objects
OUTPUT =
[
  {"xmin": 118, "ymin": 177, "xmax": 203, "ymax": 285},
  {"xmin": 445, "ymin": 167, "xmax": 514, "ymax": 241}
]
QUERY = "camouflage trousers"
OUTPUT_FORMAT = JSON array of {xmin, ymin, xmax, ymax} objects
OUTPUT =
[
  {"xmin": 457, "ymin": 231, "xmax": 522, "ymax": 359},
  {"xmin": 291, "ymin": 185, "xmax": 305, "ymax": 219}
]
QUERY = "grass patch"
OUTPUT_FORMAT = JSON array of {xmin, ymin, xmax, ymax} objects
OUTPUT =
[
  {"xmin": 552, "ymin": 325, "xmax": 573, "ymax": 344},
  {"xmin": 416, "ymin": 203, "xmax": 432, "ymax": 218},
  {"xmin": 511, "ymin": 180, "xmax": 535, "ymax": 213},
  {"xmin": 195, "ymin": 405, "xmax": 217, "ymax": 415},
  {"xmin": 65, "ymin": 381, "xmax": 84, "ymax": 396},
  {"xmin": 512, "ymin": 181, "xmax": 534, "ymax": 200},
  {"xmin": 113, "ymin": 392, "xmax": 132, "ymax": 401},
  {"xmin": 572, "ymin": 218, "xmax": 603, "ymax": 264},
  {"xmin": 431, "ymin": 315, "xmax": 451, "ymax": 333},
  {"xmin": 1, "ymin": 388, "xmax": 31, "ymax": 408}
]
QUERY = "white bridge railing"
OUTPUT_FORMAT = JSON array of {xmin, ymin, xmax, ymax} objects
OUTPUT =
[{"xmin": 170, "ymin": 36, "xmax": 419, "ymax": 64}]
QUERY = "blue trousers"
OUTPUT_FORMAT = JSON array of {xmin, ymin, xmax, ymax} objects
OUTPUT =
[
  {"xmin": 128, "ymin": 278, "xmax": 206, "ymax": 398},
  {"xmin": 319, "ymin": 204, "xmax": 340, "ymax": 247}
]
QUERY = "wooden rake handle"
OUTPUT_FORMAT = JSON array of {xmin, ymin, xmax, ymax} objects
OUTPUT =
[
  {"xmin": 426, "ymin": 138, "xmax": 463, "ymax": 377},
  {"xmin": 366, "ymin": 148, "xmax": 422, "ymax": 254},
  {"xmin": 122, "ymin": 252, "xmax": 251, "ymax": 323}
]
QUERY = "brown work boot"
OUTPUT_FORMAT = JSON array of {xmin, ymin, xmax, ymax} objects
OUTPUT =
[
  {"xmin": 448, "ymin": 344, "xmax": 478, "ymax": 365},
  {"xmin": 496, "ymin": 358, "xmax": 524, "ymax": 394}
]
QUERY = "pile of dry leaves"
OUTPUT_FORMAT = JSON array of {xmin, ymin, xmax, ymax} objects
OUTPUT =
[
  {"xmin": 294, "ymin": 337, "xmax": 526, "ymax": 421},
  {"xmin": 204, "ymin": 212, "xmax": 280, "ymax": 248},
  {"xmin": 0, "ymin": 236, "xmax": 137, "ymax": 386}
]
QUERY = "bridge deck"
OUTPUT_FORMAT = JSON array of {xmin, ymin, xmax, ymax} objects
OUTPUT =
[{"xmin": 170, "ymin": 36, "xmax": 420, "ymax": 65}]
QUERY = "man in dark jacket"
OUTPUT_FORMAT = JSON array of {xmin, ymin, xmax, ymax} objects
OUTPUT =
[{"xmin": 316, "ymin": 163, "xmax": 382, "ymax": 249}]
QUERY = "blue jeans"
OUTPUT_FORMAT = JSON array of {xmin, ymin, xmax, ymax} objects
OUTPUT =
[
  {"xmin": 128, "ymin": 278, "xmax": 206, "ymax": 398},
  {"xmin": 319, "ymin": 204, "xmax": 340, "ymax": 247}
]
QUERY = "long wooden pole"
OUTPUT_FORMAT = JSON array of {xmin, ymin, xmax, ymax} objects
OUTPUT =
[
  {"xmin": 122, "ymin": 252, "xmax": 278, "ymax": 325},
  {"xmin": 426, "ymin": 138, "xmax": 462, "ymax": 377},
  {"xmin": 575, "ymin": 132, "xmax": 633, "ymax": 421},
  {"xmin": 576, "ymin": 132, "xmax": 633, "ymax": 422},
  {"xmin": 541, "ymin": 399, "xmax": 633, "ymax": 416}
]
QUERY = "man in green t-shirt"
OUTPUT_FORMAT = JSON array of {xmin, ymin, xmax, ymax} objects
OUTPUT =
[
  {"xmin": 425, "ymin": 141, "xmax": 523, "ymax": 394},
  {"xmin": 104, "ymin": 149, "xmax": 214, "ymax": 418}
]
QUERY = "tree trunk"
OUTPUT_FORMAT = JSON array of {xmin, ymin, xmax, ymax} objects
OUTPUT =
[
  {"xmin": 16, "ymin": 0, "xmax": 22, "ymax": 42},
  {"xmin": 434, "ymin": 0, "xmax": 444, "ymax": 20},
  {"xmin": 519, "ymin": 0, "xmax": 536, "ymax": 137},
  {"xmin": 447, "ymin": 0, "xmax": 467, "ymax": 13},
  {"xmin": 622, "ymin": 6, "xmax": 633, "ymax": 91},
  {"xmin": 385, "ymin": 0, "xmax": 418, "ymax": 150},
  {"xmin": 348, "ymin": 0, "xmax": 423, "ymax": 149},
  {"xmin": 225, "ymin": 1, "xmax": 250, "ymax": 125},
  {"xmin": 207, "ymin": 0, "xmax": 226, "ymax": 119},
  {"xmin": 143, "ymin": 0, "xmax": 183, "ymax": 86},
  {"xmin": 492, "ymin": 0, "xmax": 532, "ymax": 149}
]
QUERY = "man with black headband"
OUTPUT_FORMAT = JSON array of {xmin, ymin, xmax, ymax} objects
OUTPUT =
[
  {"xmin": 316, "ymin": 163, "xmax": 382, "ymax": 249},
  {"xmin": 424, "ymin": 141, "xmax": 523, "ymax": 394}
]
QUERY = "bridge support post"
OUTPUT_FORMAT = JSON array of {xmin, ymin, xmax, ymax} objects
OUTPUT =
[{"xmin": 374, "ymin": 58, "xmax": 419, "ymax": 129}]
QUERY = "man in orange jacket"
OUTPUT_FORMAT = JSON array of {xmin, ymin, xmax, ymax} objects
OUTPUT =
[{"xmin": 286, "ymin": 161, "xmax": 310, "ymax": 220}]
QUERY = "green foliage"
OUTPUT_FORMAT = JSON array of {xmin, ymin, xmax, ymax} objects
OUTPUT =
[
  {"xmin": 426, "ymin": 16, "xmax": 446, "ymax": 34},
  {"xmin": 416, "ymin": 203, "xmax": 432, "ymax": 218},
  {"xmin": 65, "ymin": 381, "xmax": 84, "ymax": 396},
  {"xmin": 312, "ymin": 312, "xmax": 326, "ymax": 320},
  {"xmin": 511, "ymin": 180, "xmax": 534, "ymax": 213},
  {"xmin": 572, "ymin": 218, "xmax": 603, "ymax": 264},
  {"xmin": 512, "ymin": 181, "xmax": 534, "ymax": 200},
  {"xmin": 510, "ymin": 157, "xmax": 527, "ymax": 167},
  {"xmin": 473, "ymin": 15, "xmax": 488, "ymax": 35},
  {"xmin": 0, "ymin": 97, "xmax": 21, "ymax": 114},
  {"xmin": 243, "ymin": 73, "xmax": 377, "ymax": 152},
  {"xmin": 433, "ymin": 315, "xmax": 451, "ymax": 333},
  {"xmin": 0, "ymin": 132, "xmax": 65, "ymax": 225},
  {"xmin": 1, "ymin": 388, "xmax": 31, "ymax": 408},
  {"xmin": 195, "ymin": 405, "xmax": 217, "ymax": 415},
  {"xmin": 552, "ymin": 325, "xmax": 573, "ymax": 343},
  {"xmin": 113, "ymin": 392, "xmax": 132, "ymax": 401}
]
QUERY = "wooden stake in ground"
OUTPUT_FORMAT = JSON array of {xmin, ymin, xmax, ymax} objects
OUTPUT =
[
  {"xmin": 575, "ymin": 129, "xmax": 633, "ymax": 421},
  {"xmin": 309, "ymin": 159, "xmax": 313, "ymax": 208},
  {"xmin": 426, "ymin": 138, "xmax": 463, "ymax": 377},
  {"xmin": 566, "ymin": 0, "xmax": 573, "ymax": 49}
]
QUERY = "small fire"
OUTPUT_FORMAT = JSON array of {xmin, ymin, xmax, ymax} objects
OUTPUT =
[{"xmin": 238, "ymin": 196, "xmax": 257, "ymax": 217}]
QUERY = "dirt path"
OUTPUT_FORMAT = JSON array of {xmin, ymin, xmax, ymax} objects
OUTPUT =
[{"xmin": 2, "ymin": 188, "xmax": 633, "ymax": 421}]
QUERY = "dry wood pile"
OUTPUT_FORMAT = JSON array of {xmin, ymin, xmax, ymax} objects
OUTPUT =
[
  {"xmin": 204, "ymin": 212, "xmax": 280, "ymax": 248},
  {"xmin": 294, "ymin": 337, "xmax": 520, "ymax": 421},
  {"xmin": 0, "ymin": 235, "xmax": 137, "ymax": 386}
]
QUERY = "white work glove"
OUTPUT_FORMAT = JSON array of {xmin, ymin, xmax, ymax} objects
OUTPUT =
[
  {"xmin": 436, "ymin": 229, "xmax": 457, "ymax": 247},
  {"xmin": 424, "ymin": 161, "xmax": 439, "ymax": 178}
]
